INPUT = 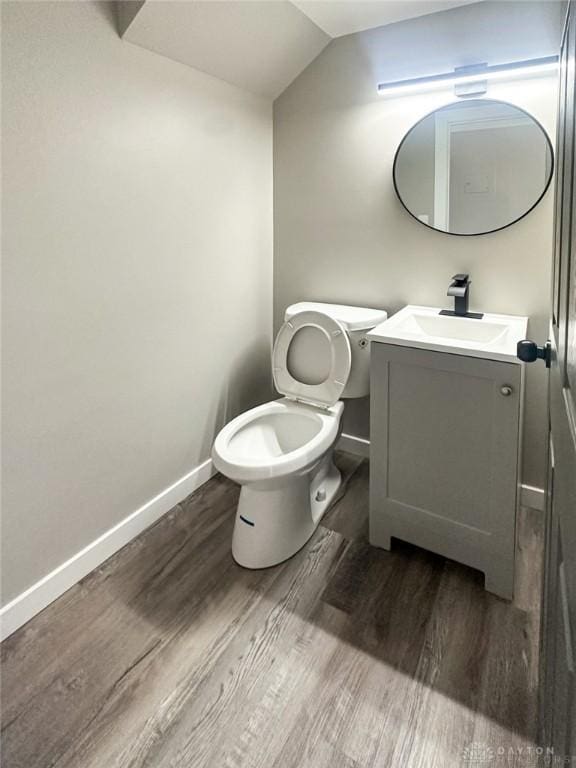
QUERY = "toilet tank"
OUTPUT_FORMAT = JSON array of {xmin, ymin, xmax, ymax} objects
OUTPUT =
[{"xmin": 284, "ymin": 302, "xmax": 388, "ymax": 398}]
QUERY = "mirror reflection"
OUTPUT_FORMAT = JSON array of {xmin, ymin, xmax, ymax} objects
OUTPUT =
[{"xmin": 393, "ymin": 99, "xmax": 554, "ymax": 236}]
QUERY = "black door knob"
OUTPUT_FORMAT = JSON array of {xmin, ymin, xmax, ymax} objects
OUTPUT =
[{"xmin": 517, "ymin": 339, "xmax": 552, "ymax": 368}]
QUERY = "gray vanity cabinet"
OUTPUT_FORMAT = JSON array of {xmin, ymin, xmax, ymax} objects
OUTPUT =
[{"xmin": 369, "ymin": 342, "xmax": 523, "ymax": 599}]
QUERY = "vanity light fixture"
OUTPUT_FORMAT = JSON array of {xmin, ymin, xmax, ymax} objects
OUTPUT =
[{"xmin": 377, "ymin": 55, "xmax": 559, "ymax": 97}]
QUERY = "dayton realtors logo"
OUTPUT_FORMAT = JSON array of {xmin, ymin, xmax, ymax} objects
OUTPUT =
[{"xmin": 461, "ymin": 742, "xmax": 570, "ymax": 766}]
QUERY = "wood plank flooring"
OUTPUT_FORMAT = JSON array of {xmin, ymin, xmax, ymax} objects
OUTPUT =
[{"xmin": 1, "ymin": 453, "xmax": 544, "ymax": 768}]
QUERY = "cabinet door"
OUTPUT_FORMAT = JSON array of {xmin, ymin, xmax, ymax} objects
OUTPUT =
[{"xmin": 370, "ymin": 343, "xmax": 522, "ymax": 598}]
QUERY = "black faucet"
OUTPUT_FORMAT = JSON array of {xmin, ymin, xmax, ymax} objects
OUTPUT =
[{"xmin": 439, "ymin": 274, "xmax": 484, "ymax": 319}]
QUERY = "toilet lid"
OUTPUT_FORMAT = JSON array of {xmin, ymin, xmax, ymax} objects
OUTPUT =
[{"xmin": 272, "ymin": 310, "xmax": 352, "ymax": 407}]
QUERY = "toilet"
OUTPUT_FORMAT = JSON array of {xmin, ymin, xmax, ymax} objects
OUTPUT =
[{"xmin": 212, "ymin": 302, "xmax": 387, "ymax": 569}]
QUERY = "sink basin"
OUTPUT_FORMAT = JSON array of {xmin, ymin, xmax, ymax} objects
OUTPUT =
[
  {"xmin": 406, "ymin": 314, "xmax": 508, "ymax": 343},
  {"xmin": 368, "ymin": 305, "xmax": 528, "ymax": 363}
]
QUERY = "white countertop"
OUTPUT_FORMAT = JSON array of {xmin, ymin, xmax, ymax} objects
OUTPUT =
[{"xmin": 368, "ymin": 305, "xmax": 528, "ymax": 364}]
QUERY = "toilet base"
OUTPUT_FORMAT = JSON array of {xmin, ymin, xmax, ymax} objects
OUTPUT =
[{"xmin": 231, "ymin": 453, "xmax": 341, "ymax": 569}]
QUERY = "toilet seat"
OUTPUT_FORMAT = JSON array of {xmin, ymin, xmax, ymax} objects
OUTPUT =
[
  {"xmin": 272, "ymin": 311, "xmax": 352, "ymax": 408},
  {"xmin": 212, "ymin": 398, "xmax": 344, "ymax": 484}
]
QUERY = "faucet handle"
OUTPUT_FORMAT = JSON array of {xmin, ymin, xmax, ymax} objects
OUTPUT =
[{"xmin": 451, "ymin": 273, "xmax": 470, "ymax": 284}]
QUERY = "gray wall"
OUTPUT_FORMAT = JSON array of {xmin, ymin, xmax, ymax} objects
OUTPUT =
[
  {"xmin": 274, "ymin": 0, "xmax": 564, "ymax": 489},
  {"xmin": 1, "ymin": 1, "xmax": 273, "ymax": 605}
]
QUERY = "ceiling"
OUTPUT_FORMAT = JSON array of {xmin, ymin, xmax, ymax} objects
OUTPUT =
[
  {"xmin": 292, "ymin": 0, "xmax": 482, "ymax": 38},
  {"xmin": 119, "ymin": 0, "xmax": 484, "ymax": 99},
  {"xmin": 120, "ymin": 1, "xmax": 330, "ymax": 99}
]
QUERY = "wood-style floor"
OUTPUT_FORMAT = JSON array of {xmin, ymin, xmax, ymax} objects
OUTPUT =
[{"xmin": 1, "ymin": 453, "xmax": 543, "ymax": 768}]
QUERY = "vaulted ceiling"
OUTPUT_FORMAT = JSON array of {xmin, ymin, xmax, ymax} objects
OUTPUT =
[
  {"xmin": 292, "ymin": 0, "xmax": 481, "ymax": 38},
  {"xmin": 118, "ymin": 0, "xmax": 483, "ymax": 99}
]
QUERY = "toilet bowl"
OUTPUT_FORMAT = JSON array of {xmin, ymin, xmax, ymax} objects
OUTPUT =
[
  {"xmin": 212, "ymin": 302, "xmax": 387, "ymax": 569},
  {"xmin": 213, "ymin": 398, "xmax": 343, "ymax": 568}
]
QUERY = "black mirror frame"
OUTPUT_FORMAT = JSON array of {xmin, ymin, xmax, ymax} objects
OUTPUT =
[{"xmin": 392, "ymin": 98, "xmax": 555, "ymax": 237}]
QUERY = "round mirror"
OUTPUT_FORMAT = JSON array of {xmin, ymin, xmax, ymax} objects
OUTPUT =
[{"xmin": 393, "ymin": 99, "xmax": 554, "ymax": 236}]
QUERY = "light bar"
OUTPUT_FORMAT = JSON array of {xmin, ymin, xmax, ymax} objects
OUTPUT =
[{"xmin": 377, "ymin": 56, "xmax": 559, "ymax": 97}]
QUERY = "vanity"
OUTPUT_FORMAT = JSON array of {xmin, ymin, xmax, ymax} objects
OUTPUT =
[
  {"xmin": 366, "ymin": 92, "xmax": 553, "ymax": 601},
  {"xmin": 368, "ymin": 305, "xmax": 528, "ymax": 600}
]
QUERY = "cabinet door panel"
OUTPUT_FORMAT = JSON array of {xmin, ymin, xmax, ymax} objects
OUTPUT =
[{"xmin": 387, "ymin": 361, "xmax": 508, "ymax": 530}]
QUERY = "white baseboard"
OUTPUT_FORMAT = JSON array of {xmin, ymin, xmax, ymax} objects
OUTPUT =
[
  {"xmin": 337, "ymin": 433, "xmax": 546, "ymax": 512},
  {"xmin": 338, "ymin": 432, "xmax": 370, "ymax": 458},
  {"xmin": 0, "ymin": 458, "xmax": 216, "ymax": 642}
]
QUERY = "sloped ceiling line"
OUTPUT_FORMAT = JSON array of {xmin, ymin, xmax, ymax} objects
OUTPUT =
[{"xmin": 118, "ymin": 0, "xmax": 483, "ymax": 99}]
